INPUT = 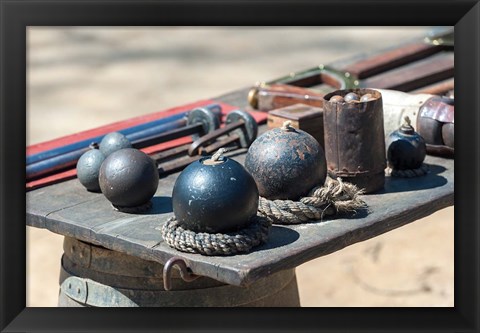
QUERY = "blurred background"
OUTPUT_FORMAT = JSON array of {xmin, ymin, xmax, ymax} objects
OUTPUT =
[{"xmin": 27, "ymin": 27, "xmax": 454, "ymax": 307}]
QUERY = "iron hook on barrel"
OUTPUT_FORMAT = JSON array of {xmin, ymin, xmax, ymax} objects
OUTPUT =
[{"xmin": 163, "ymin": 257, "xmax": 200, "ymax": 291}]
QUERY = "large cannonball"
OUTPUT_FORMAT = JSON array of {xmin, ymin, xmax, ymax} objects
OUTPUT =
[
  {"xmin": 76, "ymin": 149, "xmax": 105, "ymax": 192},
  {"xmin": 245, "ymin": 124, "xmax": 327, "ymax": 200},
  {"xmin": 172, "ymin": 156, "xmax": 259, "ymax": 233},
  {"xmin": 99, "ymin": 148, "xmax": 159, "ymax": 208}
]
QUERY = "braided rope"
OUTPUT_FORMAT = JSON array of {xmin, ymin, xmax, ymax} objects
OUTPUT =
[
  {"xmin": 258, "ymin": 178, "xmax": 366, "ymax": 225},
  {"xmin": 161, "ymin": 215, "xmax": 271, "ymax": 256},
  {"xmin": 388, "ymin": 163, "xmax": 429, "ymax": 178}
]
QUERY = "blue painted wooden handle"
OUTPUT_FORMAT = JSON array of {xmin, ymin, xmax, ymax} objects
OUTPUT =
[{"xmin": 26, "ymin": 104, "xmax": 221, "ymax": 165}]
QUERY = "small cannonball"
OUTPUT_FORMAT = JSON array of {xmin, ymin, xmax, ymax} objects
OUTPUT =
[
  {"xmin": 386, "ymin": 118, "xmax": 426, "ymax": 170},
  {"xmin": 344, "ymin": 92, "xmax": 360, "ymax": 103},
  {"xmin": 76, "ymin": 149, "xmax": 106, "ymax": 192},
  {"xmin": 329, "ymin": 95, "xmax": 345, "ymax": 103},
  {"xmin": 245, "ymin": 124, "xmax": 327, "ymax": 200},
  {"xmin": 99, "ymin": 132, "xmax": 132, "ymax": 157},
  {"xmin": 99, "ymin": 148, "xmax": 159, "ymax": 208},
  {"xmin": 360, "ymin": 93, "xmax": 374, "ymax": 102},
  {"xmin": 172, "ymin": 156, "xmax": 259, "ymax": 233}
]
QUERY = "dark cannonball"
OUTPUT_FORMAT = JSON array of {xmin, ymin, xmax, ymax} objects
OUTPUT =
[
  {"xmin": 99, "ymin": 132, "xmax": 132, "ymax": 157},
  {"xmin": 245, "ymin": 123, "xmax": 327, "ymax": 200},
  {"xmin": 76, "ymin": 149, "xmax": 106, "ymax": 192},
  {"xmin": 99, "ymin": 148, "xmax": 159, "ymax": 208},
  {"xmin": 386, "ymin": 117, "xmax": 426, "ymax": 170},
  {"xmin": 172, "ymin": 156, "xmax": 259, "ymax": 233}
]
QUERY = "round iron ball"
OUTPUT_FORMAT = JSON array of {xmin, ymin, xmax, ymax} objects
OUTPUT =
[
  {"xmin": 344, "ymin": 92, "xmax": 360, "ymax": 103},
  {"xmin": 329, "ymin": 95, "xmax": 345, "ymax": 103},
  {"xmin": 386, "ymin": 118, "xmax": 426, "ymax": 170},
  {"xmin": 360, "ymin": 93, "xmax": 374, "ymax": 102},
  {"xmin": 172, "ymin": 156, "xmax": 259, "ymax": 233},
  {"xmin": 99, "ymin": 148, "xmax": 159, "ymax": 208},
  {"xmin": 76, "ymin": 149, "xmax": 106, "ymax": 192},
  {"xmin": 99, "ymin": 132, "xmax": 132, "ymax": 157},
  {"xmin": 245, "ymin": 125, "xmax": 327, "ymax": 200}
]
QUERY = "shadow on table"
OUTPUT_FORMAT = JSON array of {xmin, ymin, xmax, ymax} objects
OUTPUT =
[
  {"xmin": 256, "ymin": 225, "xmax": 300, "ymax": 251},
  {"xmin": 380, "ymin": 164, "xmax": 448, "ymax": 194},
  {"xmin": 148, "ymin": 196, "xmax": 173, "ymax": 214},
  {"xmin": 335, "ymin": 206, "xmax": 370, "ymax": 220}
]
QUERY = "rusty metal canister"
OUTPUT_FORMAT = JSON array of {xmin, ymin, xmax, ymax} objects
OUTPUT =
[{"xmin": 323, "ymin": 88, "xmax": 386, "ymax": 193}]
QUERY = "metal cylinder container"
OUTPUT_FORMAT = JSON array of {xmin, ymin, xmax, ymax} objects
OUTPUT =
[
  {"xmin": 58, "ymin": 237, "xmax": 300, "ymax": 307},
  {"xmin": 323, "ymin": 88, "xmax": 386, "ymax": 193}
]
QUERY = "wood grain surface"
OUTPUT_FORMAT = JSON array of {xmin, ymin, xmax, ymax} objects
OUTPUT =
[{"xmin": 27, "ymin": 113, "xmax": 454, "ymax": 286}]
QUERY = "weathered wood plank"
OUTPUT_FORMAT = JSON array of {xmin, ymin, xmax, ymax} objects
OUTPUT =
[
  {"xmin": 343, "ymin": 42, "xmax": 445, "ymax": 79},
  {"xmin": 26, "ymin": 141, "xmax": 454, "ymax": 287},
  {"xmin": 361, "ymin": 52, "xmax": 454, "ymax": 92},
  {"xmin": 410, "ymin": 77, "xmax": 454, "ymax": 95},
  {"xmin": 26, "ymin": 179, "xmax": 100, "ymax": 229}
]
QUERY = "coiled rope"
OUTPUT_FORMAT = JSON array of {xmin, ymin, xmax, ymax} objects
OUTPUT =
[
  {"xmin": 257, "ymin": 177, "xmax": 366, "ymax": 225},
  {"xmin": 387, "ymin": 163, "xmax": 429, "ymax": 178},
  {"xmin": 161, "ymin": 215, "xmax": 271, "ymax": 256}
]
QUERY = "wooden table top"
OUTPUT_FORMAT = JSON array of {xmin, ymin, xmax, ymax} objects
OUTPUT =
[{"xmin": 26, "ymin": 88, "xmax": 454, "ymax": 287}]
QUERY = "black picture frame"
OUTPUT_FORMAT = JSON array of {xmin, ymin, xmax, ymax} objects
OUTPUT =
[{"xmin": 1, "ymin": 0, "xmax": 478, "ymax": 332}]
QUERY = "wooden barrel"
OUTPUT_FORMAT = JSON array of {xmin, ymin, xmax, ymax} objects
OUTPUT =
[{"xmin": 58, "ymin": 237, "xmax": 300, "ymax": 307}]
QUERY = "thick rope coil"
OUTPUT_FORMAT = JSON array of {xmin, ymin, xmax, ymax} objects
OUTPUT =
[
  {"xmin": 258, "ymin": 178, "xmax": 366, "ymax": 225},
  {"xmin": 387, "ymin": 163, "xmax": 429, "ymax": 178},
  {"xmin": 161, "ymin": 215, "xmax": 271, "ymax": 256}
]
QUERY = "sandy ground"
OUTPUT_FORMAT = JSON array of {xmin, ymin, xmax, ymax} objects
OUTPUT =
[{"xmin": 26, "ymin": 27, "xmax": 453, "ymax": 307}]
